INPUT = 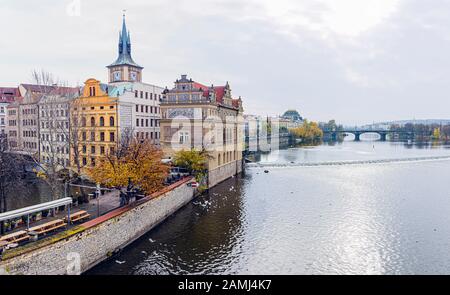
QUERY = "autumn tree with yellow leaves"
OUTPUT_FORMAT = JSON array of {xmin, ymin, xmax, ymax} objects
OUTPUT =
[
  {"xmin": 88, "ymin": 138, "xmax": 169, "ymax": 195},
  {"xmin": 289, "ymin": 120, "xmax": 324, "ymax": 143}
]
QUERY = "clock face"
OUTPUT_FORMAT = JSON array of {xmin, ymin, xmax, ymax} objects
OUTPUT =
[
  {"xmin": 113, "ymin": 71, "xmax": 121, "ymax": 81},
  {"xmin": 130, "ymin": 72, "xmax": 137, "ymax": 81}
]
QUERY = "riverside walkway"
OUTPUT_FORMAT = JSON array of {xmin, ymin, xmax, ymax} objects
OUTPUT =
[{"xmin": 0, "ymin": 190, "xmax": 121, "ymax": 250}]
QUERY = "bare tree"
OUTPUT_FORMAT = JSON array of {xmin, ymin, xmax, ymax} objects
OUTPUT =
[
  {"xmin": 0, "ymin": 136, "xmax": 29, "ymax": 234},
  {"xmin": 68, "ymin": 98, "xmax": 94, "ymax": 177},
  {"xmin": 27, "ymin": 70, "xmax": 75, "ymax": 201}
]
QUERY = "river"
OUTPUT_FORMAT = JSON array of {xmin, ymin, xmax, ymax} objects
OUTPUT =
[{"xmin": 88, "ymin": 140, "xmax": 450, "ymax": 275}]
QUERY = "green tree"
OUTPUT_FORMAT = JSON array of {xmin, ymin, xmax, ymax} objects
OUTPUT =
[{"xmin": 173, "ymin": 150, "xmax": 208, "ymax": 174}]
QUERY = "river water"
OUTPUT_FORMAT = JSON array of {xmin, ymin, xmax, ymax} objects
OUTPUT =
[{"xmin": 88, "ymin": 141, "xmax": 450, "ymax": 275}]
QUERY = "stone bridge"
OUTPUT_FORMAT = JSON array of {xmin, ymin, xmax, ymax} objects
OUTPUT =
[{"xmin": 324, "ymin": 130, "xmax": 414, "ymax": 142}]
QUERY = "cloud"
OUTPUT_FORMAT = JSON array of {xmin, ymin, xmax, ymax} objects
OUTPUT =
[{"xmin": 1, "ymin": 0, "xmax": 450, "ymax": 124}]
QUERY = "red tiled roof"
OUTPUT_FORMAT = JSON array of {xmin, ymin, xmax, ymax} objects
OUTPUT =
[
  {"xmin": 193, "ymin": 83, "xmax": 227, "ymax": 103},
  {"xmin": 0, "ymin": 87, "xmax": 20, "ymax": 103},
  {"xmin": 48, "ymin": 86, "xmax": 80, "ymax": 96}
]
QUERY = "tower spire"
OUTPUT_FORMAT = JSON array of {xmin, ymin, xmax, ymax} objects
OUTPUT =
[{"xmin": 107, "ymin": 13, "xmax": 143, "ymax": 83}]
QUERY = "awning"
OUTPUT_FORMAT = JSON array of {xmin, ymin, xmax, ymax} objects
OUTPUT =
[{"xmin": 0, "ymin": 198, "xmax": 72, "ymax": 222}]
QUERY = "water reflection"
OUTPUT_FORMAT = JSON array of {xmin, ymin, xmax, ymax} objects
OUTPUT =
[{"xmin": 88, "ymin": 142, "xmax": 450, "ymax": 275}]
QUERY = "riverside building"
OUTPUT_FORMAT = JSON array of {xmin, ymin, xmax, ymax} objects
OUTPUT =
[{"xmin": 160, "ymin": 75, "xmax": 244, "ymax": 187}]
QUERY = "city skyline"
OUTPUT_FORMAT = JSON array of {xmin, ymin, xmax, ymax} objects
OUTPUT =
[{"xmin": 1, "ymin": 0, "xmax": 450, "ymax": 125}]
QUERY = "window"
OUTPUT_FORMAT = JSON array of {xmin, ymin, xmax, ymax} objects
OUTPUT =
[
  {"xmin": 135, "ymin": 90, "xmax": 138, "ymax": 98},
  {"xmin": 100, "ymin": 117, "xmax": 105, "ymax": 127},
  {"xmin": 136, "ymin": 105, "xmax": 139, "ymax": 112},
  {"xmin": 110, "ymin": 147, "xmax": 115, "ymax": 155},
  {"xmin": 89, "ymin": 87, "xmax": 96, "ymax": 97},
  {"xmin": 110, "ymin": 117, "xmax": 115, "ymax": 127},
  {"xmin": 179, "ymin": 131, "xmax": 190, "ymax": 144},
  {"xmin": 100, "ymin": 146, "xmax": 105, "ymax": 155},
  {"xmin": 141, "ymin": 105, "xmax": 144, "ymax": 112},
  {"xmin": 91, "ymin": 158, "xmax": 96, "ymax": 167},
  {"xmin": 91, "ymin": 146, "xmax": 96, "ymax": 154},
  {"xmin": 90, "ymin": 132, "xmax": 95, "ymax": 141},
  {"xmin": 82, "ymin": 157, "xmax": 87, "ymax": 166},
  {"xmin": 110, "ymin": 132, "xmax": 115, "ymax": 142},
  {"xmin": 82, "ymin": 132, "xmax": 87, "ymax": 141},
  {"xmin": 145, "ymin": 92, "xmax": 148, "ymax": 99},
  {"xmin": 81, "ymin": 117, "xmax": 86, "ymax": 127},
  {"xmin": 136, "ymin": 119, "xmax": 140, "ymax": 127},
  {"xmin": 100, "ymin": 132, "xmax": 105, "ymax": 142},
  {"xmin": 90, "ymin": 117, "xmax": 95, "ymax": 127},
  {"xmin": 82, "ymin": 145, "xmax": 87, "ymax": 153},
  {"xmin": 140, "ymin": 91, "xmax": 143, "ymax": 98}
]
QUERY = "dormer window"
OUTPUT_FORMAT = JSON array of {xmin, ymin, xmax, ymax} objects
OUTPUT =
[{"xmin": 89, "ymin": 86, "xmax": 96, "ymax": 97}]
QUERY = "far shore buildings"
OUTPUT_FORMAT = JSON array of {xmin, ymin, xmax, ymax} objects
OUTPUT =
[{"xmin": 160, "ymin": 75, "xmax": 244, "ymax": 188}]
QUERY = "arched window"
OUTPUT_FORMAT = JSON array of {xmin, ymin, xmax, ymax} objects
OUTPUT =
[
  {"xmin": 81, "ymin": 117, "xmax": 86, "ymax": 127},
  {"xmin": 99, "ymin": 117, "xmax": 105, "ymax": 127},
  {"xmin": 90, "ymin": 117, "xmax": 95, "ymax": 127},
  {"xmin": 109, "ymin": 116, "xmax": 115, "ymax": 127}
]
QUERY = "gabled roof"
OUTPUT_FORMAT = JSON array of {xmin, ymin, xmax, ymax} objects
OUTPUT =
[{"xmin": 20, "ymin": 84, "xmax": 56, "ymax": 94}]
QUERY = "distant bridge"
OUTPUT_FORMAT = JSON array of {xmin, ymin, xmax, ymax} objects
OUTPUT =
[{"xmin": 323, "ymin": 129, "xmax": 415, "ymax": 142}]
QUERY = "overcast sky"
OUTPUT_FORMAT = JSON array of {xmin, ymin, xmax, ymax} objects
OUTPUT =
[{"xmin": 1, "ymin": 0, "xmax": 449, "ymax": 125}]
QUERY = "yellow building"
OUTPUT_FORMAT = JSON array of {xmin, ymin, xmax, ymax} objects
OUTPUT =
[{"xmin": 71, "ymin": 79, "xmax": 119, "ymax": 172}]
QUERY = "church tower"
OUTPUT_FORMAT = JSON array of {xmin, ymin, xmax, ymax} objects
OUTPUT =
[{"xmin": 107, "ymin": 14, "xmax": 143, "ymax": 83}]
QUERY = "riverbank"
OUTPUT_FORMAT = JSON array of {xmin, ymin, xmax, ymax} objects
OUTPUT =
[{"xmin": 0, "ymin": 178, "xmax": 195, "ymax": 275}]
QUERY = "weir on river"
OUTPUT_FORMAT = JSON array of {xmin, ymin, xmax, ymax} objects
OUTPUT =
[{"xmin": 247, "ymin": 155, "xmax": 450, "ymax": 168}]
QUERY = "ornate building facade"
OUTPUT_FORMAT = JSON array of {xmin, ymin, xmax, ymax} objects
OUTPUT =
[
  {"xmin": 160, "ymin": 75, "xmax": 244, "ymax": 187},
  {"xmin": 71, "ymin": 15, "xmax": 164, "ymax": 172}
]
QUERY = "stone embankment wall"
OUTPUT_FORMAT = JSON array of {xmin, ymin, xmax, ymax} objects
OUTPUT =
[
  {"xmin": 209, "ymin": 160, "xmax": 242, "ymax": 188},
  {"xmin": 0, "ymin": 178, "xmax": 195, "ymax": 275}
]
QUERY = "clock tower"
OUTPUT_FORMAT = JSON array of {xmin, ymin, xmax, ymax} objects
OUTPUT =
[{"xmin": 107, "ymin": 14, "xmax": 143, "ymax": 83}]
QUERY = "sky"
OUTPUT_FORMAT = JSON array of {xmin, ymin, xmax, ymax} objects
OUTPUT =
[{"xmin": 0, "ymin": 0, "xmax": 449, "ymax": 125}]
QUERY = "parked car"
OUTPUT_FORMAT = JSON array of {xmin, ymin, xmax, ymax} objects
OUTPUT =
[{"xmin": 170, "ymin": 167, "xmax": 190, "ymax": 177}]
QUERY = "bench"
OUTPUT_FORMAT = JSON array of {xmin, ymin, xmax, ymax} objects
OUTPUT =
[
  {"xmin": 66, "ymin": 211, "xmax": 91, "ymax": 223},
  {"xmin": 28, "ymin": 219, "xmax": 67, "ymax": 236},
  {"xmin": 0, "ymin": 230, "xmax": 30, "ymax": 244}
]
